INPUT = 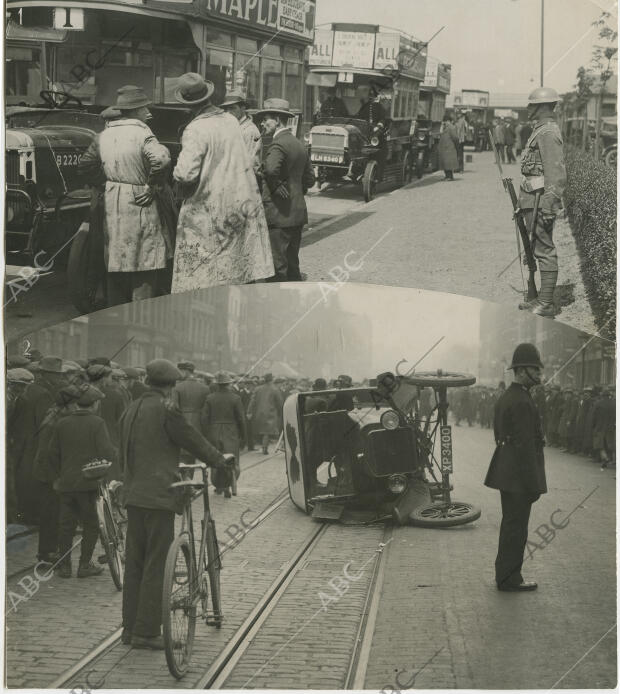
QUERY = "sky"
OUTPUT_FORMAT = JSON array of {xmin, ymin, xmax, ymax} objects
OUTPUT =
[{"xmin": 315, "ymin": 0, "xmax": 618, "ymax": 94}]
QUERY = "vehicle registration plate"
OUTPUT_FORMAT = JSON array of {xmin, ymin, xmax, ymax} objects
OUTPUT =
[
  {"xmin": 440, "ymin": 425, "xmax": 453, "ymax": 473},
  {"xmin": 311, "ymin": 153, "xmax": 343, "ymax": 163}
]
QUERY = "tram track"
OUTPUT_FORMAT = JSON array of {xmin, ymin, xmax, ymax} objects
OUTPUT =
[{"xmin": 47, "ymin": 472, "xmax": 290, "ymax": 688}]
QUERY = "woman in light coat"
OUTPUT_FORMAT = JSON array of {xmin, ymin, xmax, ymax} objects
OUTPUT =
[{"xmin": 171, "ymin": 74, "xmax": 274, "ymax": 292}]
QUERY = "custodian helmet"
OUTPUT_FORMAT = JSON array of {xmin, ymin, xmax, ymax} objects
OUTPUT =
[
  {"xmin": 508, "ymin": 343, "xmax": 544, "ymax": 370},
  {"xmin": 527, "ymin": 86, "xmax": 559, "ymax": 104}
]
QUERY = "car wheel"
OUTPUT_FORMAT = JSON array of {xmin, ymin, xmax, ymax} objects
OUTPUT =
[
  {"xmin": 402, "ymin": 371, "xmax": 477, "ymax": 388},
  {"xmin": 409, "ymin": 501, "xmax": 481, "ymax": 527},
  {"xmin": 362, "ymin": 160, "xmax": 378, "ymax": 202},
  {"xmin": 604, "ymin": 147, "xmax": 617, "ymax": 169},
  {"xmin": 67, "ymin": 222, "xmax": 106, "ymax": 315}
]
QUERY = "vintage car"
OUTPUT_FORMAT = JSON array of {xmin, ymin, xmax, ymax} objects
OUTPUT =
[
  {"xmin": 306, "ymin": 25, "xmax": 429, "ymax": 202},
  {"xmin": 283, "ymin": 370, "xmax": 482, "ymax": 527},
  {"xmin": 5, "ymin": 92, "xmax": 192, "ymax": 313}
]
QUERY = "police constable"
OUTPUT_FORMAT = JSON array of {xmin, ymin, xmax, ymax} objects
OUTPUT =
[
  {"xmin": 484, "ymin": 343, "xmax": 547, "ymax": 592},
  {"xmin": 518, "ymin": 87, "xmax": 567, "ymax": 317},
  {"xmin": 118, "ymin": 359, "xmax": 233, "ymax": 650}
]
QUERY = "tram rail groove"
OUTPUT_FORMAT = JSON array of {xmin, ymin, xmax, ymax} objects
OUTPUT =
[
  {"xmin": 43, "ymin": 480, "xmax": 290, "ymax": 688},
  {"xmin": 197, "ymin": 523, "xmax": 328, "ymax": 689}
]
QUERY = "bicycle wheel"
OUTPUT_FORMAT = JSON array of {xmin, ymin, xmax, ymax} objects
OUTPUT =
[
  {"xmin": 206, "ymin": 521, "xmax": 223, "ymax": 628},
  {"xmin": 102, "ymin": 498, "xmax": 124, "ymax": 591},
  {"xmin": 162, "ymin": 535, "xmax": 197, "ymax": 679}
]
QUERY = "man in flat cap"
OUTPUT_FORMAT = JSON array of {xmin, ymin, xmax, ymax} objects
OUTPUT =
[
  {"xmin": 88, "ymin": 364, "xmax": 126, "ymax": 478},
  {"xmin": 79, "ymin": 85, "xmax": 174, "ymax": 306},
  {"xmin": 171, "ymin": 73, "xmax": 274, "ymax": 292},
  {"xmin": 48, "ymin": 385, "xmax": 116, "ymax": 579},
  {"xmin": 119, "ymin": 359, "xmax": 233, "ymax": 650},
  {"xmin": 484, "ymin": 343, "xmax": 547, "ymax": 592}
]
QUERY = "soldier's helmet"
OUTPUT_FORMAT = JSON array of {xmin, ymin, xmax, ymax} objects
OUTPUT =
[
  {"xmin": 528, "ymin": 86, "xmax": 560, "ymax": 104},
  {"xmin": 508, "ymin": 343, "xmax": 544, "ymax": 370}
]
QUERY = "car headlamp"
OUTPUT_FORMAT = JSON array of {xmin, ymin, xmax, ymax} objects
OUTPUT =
[
  {"xmin": 6, "ymin": 206, "xmax": 15, "ymax": 223},
  {"xmin": 418, "ymin": 133, "xmax": 426, "ymax": 140},
  {"xmin": 380, "ymin": 409, "xmax": 400, "ymax": 430},
  {"xmin": 388, "ymin": 474, "xmax": 407, "ymax": 495},
  {"xmin": 370, "ymin": 135, "xmax": 380, "ymax": 147}
]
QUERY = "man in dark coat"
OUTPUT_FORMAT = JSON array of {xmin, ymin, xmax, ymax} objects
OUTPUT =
[
  {"xmin": 438, "ymin": 114, "xmax": 459, "ymax": 181},
  {"xmin": 248, "ymin": 373, "xmax": 284, "ymax": 454},
  {"xmin": 238, "ymin": 378, "xmax": 256, "ymax": 451},
  {"xmin": 47, "ymin": 385, "xmax": 116, "ymax": 579},
  {"xmin": 118, "ymin": 359, "xmax": 231, "ymax": 650},
  {"xmin": 202, "ymin": 371, "xmax": 246, "ymax": 496},
  {"xmin": 14, "ymin": 356, "xmax": 67, "ymax": 524},
  {"xmin": 592, "ymin": 387, "xmax": 616, "ymax": 468},
  {"xmin": 258, "ymin": 98, "xmax": 316, "ymax": 282},
  {"xmin": 172, "ymin": 361, "xmax": 211, "ymax": 462},
  {"xmin": 125, "ymin": 367, "xmax": 149, "ymax": 400},
  {"xmin": 484, "ymin": 343, "xmax": 547, "ymax": 592}
]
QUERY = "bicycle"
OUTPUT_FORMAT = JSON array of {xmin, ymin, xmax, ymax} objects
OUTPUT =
[
  {"xmin": 82, "ymin": 459, "xmax": 126, "ymax": 591},
  {"xmin": 162, "ymin": 457, "xmax": 235, "ymax": 679}
]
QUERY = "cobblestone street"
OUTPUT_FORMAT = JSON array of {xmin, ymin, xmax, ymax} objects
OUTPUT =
[{"xmin": 6, "ymin": 423, "xmax": 615, "ymax": 689}]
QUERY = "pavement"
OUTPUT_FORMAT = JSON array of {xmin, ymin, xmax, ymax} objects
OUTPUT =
[
  {"xmin": 5, "ymin": 424, "xmax": 616, "ymax": 689},
  {"xmin": 4, "ymin": 152, "xmax": 597, "ymax": 342}
]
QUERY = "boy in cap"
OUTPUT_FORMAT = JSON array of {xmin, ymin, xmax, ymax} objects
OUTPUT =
[
  {"xmin": 47, "ymin": 385, "xmax": 116, "ymax": 578},
  {"xmin": 119, "ymin": 358, "xmax": 234, "ymax": 650}
]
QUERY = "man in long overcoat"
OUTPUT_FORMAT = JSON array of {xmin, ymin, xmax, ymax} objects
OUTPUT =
[
  {"xmin": 258, "ymin": 98, "xmax": 316, "ymax": 282},
  {"xmin": 438, "ymin": 115, "xmax": 459, "ymax": 181},
  {"xmin": 80, "ymin": 85, "xmax": 173, "ymax": 305},
  {"xmin": 118, "ymin": 359, "xmax": 231, "ymax": 650},
  {"xmin": 202, "ymin": 371, "xmax": 246, "ymax": 496},
  {"xmin": 171, "ymin": 73, "xmax": 274, "ymax": 291},
  {"xmin": 172, "ymin": 361, "xmax": 211, "ymax": 462},
  {"xmin": 484, "ymin": 343, "xmax": 547, "ymax": 592},
  {"xmin": 248, "ymin": 373, "xmax": 284, "ymax": 454}
]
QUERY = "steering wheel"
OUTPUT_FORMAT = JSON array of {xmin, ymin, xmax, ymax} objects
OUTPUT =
[
  {"xmin": 402, "ymin": 371, "xmax": 476, "ymax": 389},
  {"xmin": 39, "ymin": 90, "xmax": 83, "ymax": 109}
]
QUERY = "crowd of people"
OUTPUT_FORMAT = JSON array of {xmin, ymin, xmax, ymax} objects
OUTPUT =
[
  {"xmin": 450, "ymin": 383, "xmax": 616, "ymax": 468},
  {"xmin": 78, "ymin": 75, "xmax": 316, "ymax": 305}
]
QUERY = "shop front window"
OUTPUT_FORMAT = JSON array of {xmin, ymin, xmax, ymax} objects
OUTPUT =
[
  {"xmin": 263, "ymin": 58, "xmax": 283, "ymax": 102},
  {"xmin": 285, "ymin": 62, "xmax": 302, "ymax": 110},
  {"xmin": 5, "ymin": 45, "xmax": 43, "ymax": 104},
  {"xmin": 205, "ymin": 47, "xmax": 234, "ymax": 105},
  {"xmin": 237, "ymin": 37, "xmax": 258, "ymax": 54},
  {"xmin": 236, "ymin": 54, "xmax": 259, "ymax": 108}
]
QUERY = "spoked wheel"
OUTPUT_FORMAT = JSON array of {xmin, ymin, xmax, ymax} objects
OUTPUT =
[
  {"xmin": 163, "ymin": 536, "xmax": 197, "ymax": 679},
  {"xmin": 101, "ymin": 499, "xmax": 124, "ymax": 591},
  {"xmin": 205, "ymin": 521, "xmax": 222, "ymax": 627},
  {"xmin": 401, "ymin": 151, "xmax": 413, "ymax": 186},
  {"xmin": 362, "ymin": 160, "xmax": 378, "ymax": 202},
  {"xmin": 403, "ymin": 371, "xmax": 476, "ymax": 388},
  {"xmin": 409, "ymin": 501, "xmax": 481, "ymax": 528}
]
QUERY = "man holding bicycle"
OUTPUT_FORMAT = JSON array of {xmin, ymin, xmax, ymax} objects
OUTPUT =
[{"xmin": 119, "ymin": 359, "xmax": 234, "ymax": 651}]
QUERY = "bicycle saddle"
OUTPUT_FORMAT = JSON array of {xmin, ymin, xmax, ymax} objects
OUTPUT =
[{"xmin": 169, "ymin": 480, "xmax": 205, "ymax": 491}]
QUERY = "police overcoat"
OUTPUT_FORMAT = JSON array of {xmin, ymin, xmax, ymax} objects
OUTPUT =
[{"xmin": 484, "ymin": 383, "xmax": 547, "ymax": 496}]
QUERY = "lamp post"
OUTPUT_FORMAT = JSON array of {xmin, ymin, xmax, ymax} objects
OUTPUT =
[{"xmin": 540, "ymin": 0, "xmax": 545, "ymax": 87}]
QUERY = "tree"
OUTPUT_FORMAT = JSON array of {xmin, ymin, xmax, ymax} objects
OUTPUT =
[{"xmin": 590, "ymin": 11, "xmax": 618, "ymax": 158}]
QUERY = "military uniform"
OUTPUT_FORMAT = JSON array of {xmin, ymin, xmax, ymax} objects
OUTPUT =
[{"xmin": 484, "ymin": 344, "xmax": 547, "ymax": 591}]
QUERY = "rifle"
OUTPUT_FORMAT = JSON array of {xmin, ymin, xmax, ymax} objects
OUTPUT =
[{"xmin": 488, "ymin": 129, "xmax": 538, "ymax": 301}]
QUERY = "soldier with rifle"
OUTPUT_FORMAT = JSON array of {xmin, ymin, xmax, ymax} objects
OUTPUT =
[{"xmin": 490, "ymin": 87, "xmax": 566, "ymax": 318}]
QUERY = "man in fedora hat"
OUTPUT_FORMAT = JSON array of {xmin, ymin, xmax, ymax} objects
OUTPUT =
[
  {"xmin": 202, "ymin": 370, "xmax": 246, "ymax": 497},
  {"xmin": 257, "ymin": 98, "xmax": 315, "ymax": 282},
  {"xmin": 171, "ymin": 73, "xmax": 274, "ymax": 293},
  {"xmin": 484, "ymin": 343, "xmax": 547, "ymax": 592},
  {"xmin": 79, "ymin": 85, "xmax": 174, "ymax": 306},
  {"xmin": 220, "ymin": 90, "xmax": 263, "ymax": 177}
]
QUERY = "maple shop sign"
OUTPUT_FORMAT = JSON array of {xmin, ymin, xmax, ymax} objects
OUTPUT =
[{"xmin": 198, "ymin": 0, "xmax": 315, "ymax": 40}]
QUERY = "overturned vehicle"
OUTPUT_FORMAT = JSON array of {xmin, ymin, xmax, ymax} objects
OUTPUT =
[{"xmin": 283, "ymin": 370, "xmax": 482, "ymax": 527}]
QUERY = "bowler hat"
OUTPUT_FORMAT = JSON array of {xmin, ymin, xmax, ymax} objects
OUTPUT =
[
  {"xmin": 146, "ymin": 358, "xmax": 182, "ymax": 385},
  {"xmin": 39, "ymin": 356, "xmax": 64, "ymax": 373},
  {"xmin": 28, "ymin": 349, "xmax": 43, "ymax": 362},
  {"xmin": 174, "ymin": 73, "xmax": 215, "ymax": 105},
  {"xmin": 508, "ymin": 343, "xmax": 544, "ymax": 370},
  {"xmin": 177, "ymin": 361, "xmax": 195, "ymax": 372},
  {"xmin": 7, "ymin": 368, "xmax": 35, "ymax": 384},
  {"xmin": 215, "ymin": 370, "xmax": 232, "ymax": 385},
  {"xmin": 77, "ymin": 385, "xmax": 105, "ymax": 407},
  {"xmin": 220, "ymin": 90, "xmax": 248, "ymax": 108},
  {"xmin": 115, "ymin": 85, "xmax": 152, "ymax": 111},
  {"xmin": 255, "ymin": 97, "xmax": 294, "ymax": 120},
  {"xmin": 313, "ymin": 378, "xmax": 327, "ymax": 391}
]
